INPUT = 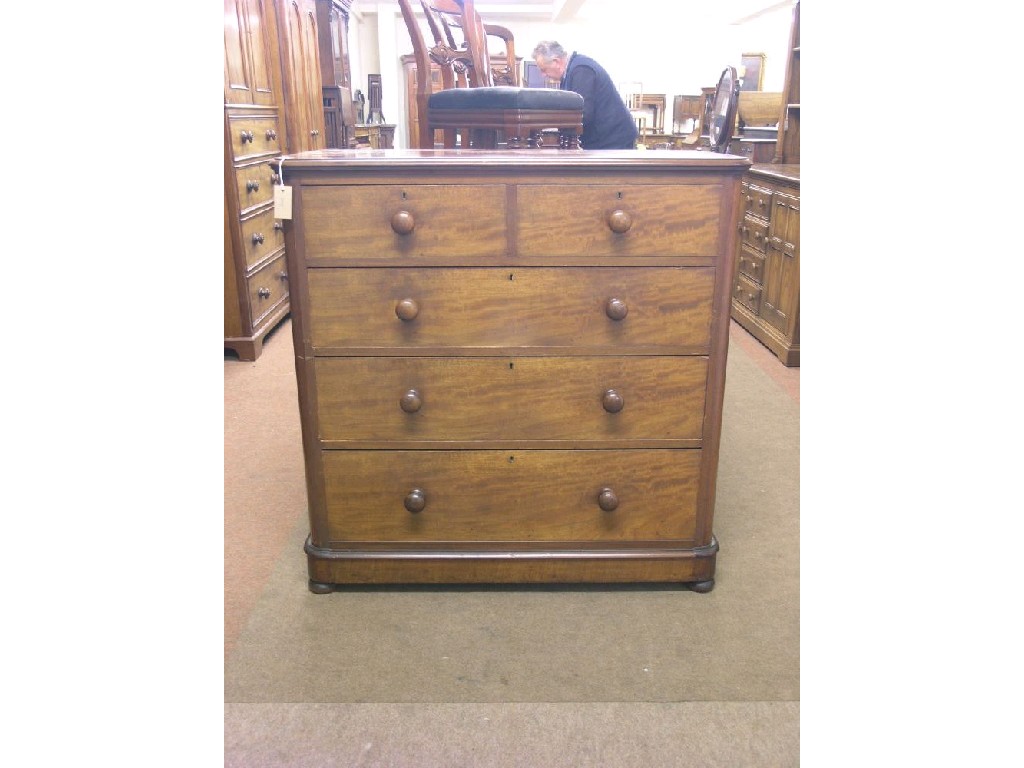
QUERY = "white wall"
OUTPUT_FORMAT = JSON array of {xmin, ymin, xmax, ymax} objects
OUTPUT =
[{"xmin": 348, "ymin": 1, "xmax": 795, "ymax": 149}]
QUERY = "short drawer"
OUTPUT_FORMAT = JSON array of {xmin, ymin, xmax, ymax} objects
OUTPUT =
[
  {"xmin": 239, "ymin": 204, "xmax": 285, "ymax": 269},
  {"xmin": 228, "ymin": 114, "xmax": 281, "ymax": 161},
  {"xmin": 233, "ymin": 158, "xmax": 278, "ymax": 214},
  {"xmin": 516, "ymin": 184, "xmax": 723, "ymax": 258},
  {"xmin": 741, "ymin": 183, "xmax": 772, "ymax": 220},
  {"xmin": 732, "ymin": 273, "xmax": 761, "ymax": 314},
  {"xmin": 300, "ymin": 185, "xmax": 507, "ymax": 264},
  {"xmin": 306, "ymin": 266, "xmax": 714, "ymax": 352},
  {"xmin": 313, "ymin": 356, "xmax": 708, "ymax": 443},
  {"xmin": 738, "ymin": 216, "xmax": 769, "ymax": 253},
  {"xmin": 247, "ymin": 251, "xmax": 289, "ymax": 326},
  {"xmin": 737, "ymin": 245, "xmax": 765, "ymax": 284},
  {"xmin": 320, "ymin": 449, "xmax": 701, "ymax": 543}
]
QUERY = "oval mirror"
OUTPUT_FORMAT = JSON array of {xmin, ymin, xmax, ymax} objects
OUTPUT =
[{"xmin": 708, "ymin": 65, "xmax": 740, "ymax": 153}]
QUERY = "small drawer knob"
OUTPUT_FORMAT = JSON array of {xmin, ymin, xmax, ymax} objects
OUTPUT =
[
  {"xmin": 258, "ymin": 287, "xmax": 271, "ymax": 299},
  {"xmin": 391, "ymin": 210, "xmax": 415, "ymax": 235},
  {"xmin": 404, "ymin": 488, "xmax": 426, "ymax": 514},
  {"xmin": 266, "ymin": 129, "xmax": 277, "ymax": 140},
  {"xmin": 607, "ymin": 209, "xmax": 632, "ymax": 233},
  {"xmin": 251, "ymin": 232, "xmax": 264, "ymax": 245},
  {"xmin": 400, "ymin": 389, "xmax": 422, "ymax": 413},
  {"xmin": 598, "ymin": 487, "xmax": 619, "ymax": 512},
  {"xmin": 395, "ymin": 298, "xmax": 419, "ymax": 321},
  {"xmin": 605, "ymin": 298, "xmax": 628, "ymax": 321},
  {"xmin": 602, "ymin": 389, "xmax": 624, "ymax": 413},
  {"xmin": 246, "ymin": 180, "xmax": 260, "ymax": 193}
]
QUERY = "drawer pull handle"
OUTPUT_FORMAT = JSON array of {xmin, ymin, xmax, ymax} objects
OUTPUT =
[
  {"xmin": 602, "ymin": 389, "xmax": 624, "ymax": 413},
  {"xmin": 273, "ymin": 221, "xmax": 283, "ymax": 231},
  {"xmin": 246, "ymin": 180, "xmax": 260, "ymax": 193},
  {"xmin": 607, "ymin": 209, "xmax": 632, "ymax": 233},
  {"xmin": 395, "ymin": 298, "xmax": 419, "ymax": 321},
  {"xmin": 251, "ymin": 232, "xmax": 264, "ymax": 245},
  {"xmin": 240, "ymin": 130, "xmax": 254, "ymax": 143},
  {"xmin": 278, "ymin": 271, "xmax": 288, "ymax": 281},
  {"xmin": 404, "ymin": 488, "xmax": 426, "ymax": 514},
  {"xmin": 391, "ymin": 210, "xmax": 415, "ymax": 235},
  {"xmin": 258, "ymin": 287, "xmax": 271, "ymax": 299},
  {"xmin": 598, "ymin": 487, "xmax": 619, "ymax": 512},
  {"xmin": 400, "ymin": 389, "xmax": 422, "ymax": 413},
  {"xmin": 605, "ymin": 298, "xmax": 628, "ymax": 321},
  {"xmin": 266, "ymin": 129, "xmax": 277, "ymax": 140}
]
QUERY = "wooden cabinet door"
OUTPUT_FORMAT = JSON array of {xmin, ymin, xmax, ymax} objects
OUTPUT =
[
  {"xmin": 278, "ymin": 0, "xmax": 326, "ymax": 150},
  {"xmin": 761, "ymin": 191, "xmax": 799, "ymax": 335},
  {"xmin": 224, "ymin": 0, "xmax": 278, "ymax": 105}
]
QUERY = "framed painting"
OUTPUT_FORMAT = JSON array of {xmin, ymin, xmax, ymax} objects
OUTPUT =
[{"xmin": 740, "ymin": 52, "xmax": 766, "ymax": 91}]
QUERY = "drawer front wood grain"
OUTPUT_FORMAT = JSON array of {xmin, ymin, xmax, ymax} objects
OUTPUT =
[
  {"xmin": 516, "ymin": 184, "xmax": 722, "ymax": 257},
  {"xmin": 247, "ymin": 252, "xmax": 289, "ymax": 325},
  {"xmin": 314, "ymin": 356, "xmax": 707, "ymax": 442},
  {"xmin": 234, "ymin": 159, "xmax": 277, "ymax": 214},
  {"xmin": 737, "ymin": 244, "xmax": 765, "ymax": 283},
  {"xmin": 742, "ymin": 183, "xmax": 772, "ymax": 220},
  {"xmin": 228, "ymin": 115, "xmax": 281, "ymax": 161},
  {"xmin": 739, "ymin": 216, "xmax": 769, "ymax": 253},
  {"xmin": 733, "ymin": 273, "xmax": 761, "ymax": 314},
  {"xmin": 240, "ymin": 204, "xmax": 286, "ymax": 269},
  {"xmin": 321, "ymin": 449, "xmax": 701, "ymax": 543},
  {"xmin": 307, "ymin": 267, "xmax": 714, "ymax": 351},
  {"xmin": 301, "ymin": 185, "xmax": 507, "ymax": 264}
]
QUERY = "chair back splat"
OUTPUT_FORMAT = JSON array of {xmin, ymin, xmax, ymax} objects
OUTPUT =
[{"xmin": 397, "ymin": 0, "xmax": 583, "ymax": 149}]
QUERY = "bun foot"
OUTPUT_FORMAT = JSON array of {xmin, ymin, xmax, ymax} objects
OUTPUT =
[
  {"xmin": 308, "ymin": 580, "xmax": 334, "ymax": 594},
  {"xmin": 689, "ymin": 579, "xmax": 715, "ymax": 593}
]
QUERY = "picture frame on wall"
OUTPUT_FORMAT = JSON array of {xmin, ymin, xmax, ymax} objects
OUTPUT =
[{"xmin": 740, "ymin": 52, "xmax": 766, "ymax": 91}]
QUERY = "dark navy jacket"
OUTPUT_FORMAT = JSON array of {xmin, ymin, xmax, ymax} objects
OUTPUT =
[{"xmin": 560, "ymin": 52, "xmax": 638, "ymax": 149}]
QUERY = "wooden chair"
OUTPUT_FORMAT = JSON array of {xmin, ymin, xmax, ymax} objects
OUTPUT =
[{"xmin": 397, "ymin": 0, "xmax": 583, "ymax": 149}]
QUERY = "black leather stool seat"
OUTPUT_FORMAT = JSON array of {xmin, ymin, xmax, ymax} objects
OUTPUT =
[
  {"xmin": 427, "ymin": 87, "xmax": 583, "ymax": 149},
  {"xmin": 428, "ymin": 86, "xmax": 583, "ymax": 111}
]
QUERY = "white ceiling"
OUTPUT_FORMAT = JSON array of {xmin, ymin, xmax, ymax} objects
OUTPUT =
[{"xmin": 353, "ymin": 0, "xmax": 793, "ymax": 26}]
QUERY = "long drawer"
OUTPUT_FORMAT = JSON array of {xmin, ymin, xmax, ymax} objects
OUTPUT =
[
  {"xmin": 320, "ymin": 449, "xmax": 701, "ymax": 543},
  {"xmin": 314, "ymin": 356, "xmax": 708, "ymax": 443},
  {"xmin": 306, "ymin": 266, "xmax": 714, "ymax": 352}
]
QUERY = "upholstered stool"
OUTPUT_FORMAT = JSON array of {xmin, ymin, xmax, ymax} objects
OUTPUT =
[{"xmin": 427, "ymin": 86, "xmax": 584, "ymax": 149}]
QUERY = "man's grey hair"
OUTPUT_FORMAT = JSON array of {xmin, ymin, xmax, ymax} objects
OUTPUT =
[{"xmin": 532, "ymin": 41, "xmax": 567, "ymax": 61}]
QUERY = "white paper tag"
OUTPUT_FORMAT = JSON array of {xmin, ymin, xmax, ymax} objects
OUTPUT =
[{"xmin": 274, "ymin": 185, "xmax": 292, "ymax": 219}]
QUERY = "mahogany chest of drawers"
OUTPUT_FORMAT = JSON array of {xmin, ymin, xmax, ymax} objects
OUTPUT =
[{"xmin": 279, "ymin": 149, "xmax": 747, "ymax": 591}]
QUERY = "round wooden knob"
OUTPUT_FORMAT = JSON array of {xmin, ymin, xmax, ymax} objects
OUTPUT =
[
  {"xmin": 602, "ymin": 389, "xmax": 624, "ymax": 413},
  {"xmin": 605, "ymin": 298, "xmax": 628, "ymax": 321},
  {"xmin": 598, "ymin": 487, "xmax": 619, "ymax": 512},
  {"xmin": 607, "ymin": 209, "xmax": 632, "ymax": 233},
  {"xmin": 391, "ymin": 210, "xmax": 415, "ymax": 234},
  {"xmin": 404, "ymin": 488, "xmax": 426, "ymax": 514},
  {"xmin": 395, "ymin": 298, "xmax": 419, "ymax": 321},
  {"xmin": 400, "ymin": 389, "xmax": 422, "ymax": 413}
]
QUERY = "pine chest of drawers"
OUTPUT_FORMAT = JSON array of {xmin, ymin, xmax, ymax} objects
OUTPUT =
[{"xmin": 279, "ymin": 149, "xmax": 748, "ymax": 592}]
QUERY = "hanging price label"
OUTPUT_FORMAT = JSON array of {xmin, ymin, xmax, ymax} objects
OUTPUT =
[
  {"xmin": 273, "ymin": 157, "xmax": 292, "ymax": 219},
  {"xmin": 274, "ymin": 185, "xmax": 292, "ymax": 219}
]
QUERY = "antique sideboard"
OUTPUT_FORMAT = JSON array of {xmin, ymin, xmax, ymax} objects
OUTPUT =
[{"xmin": 278, "ymin": 149, "xmax": 749, "ymax": 592}]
